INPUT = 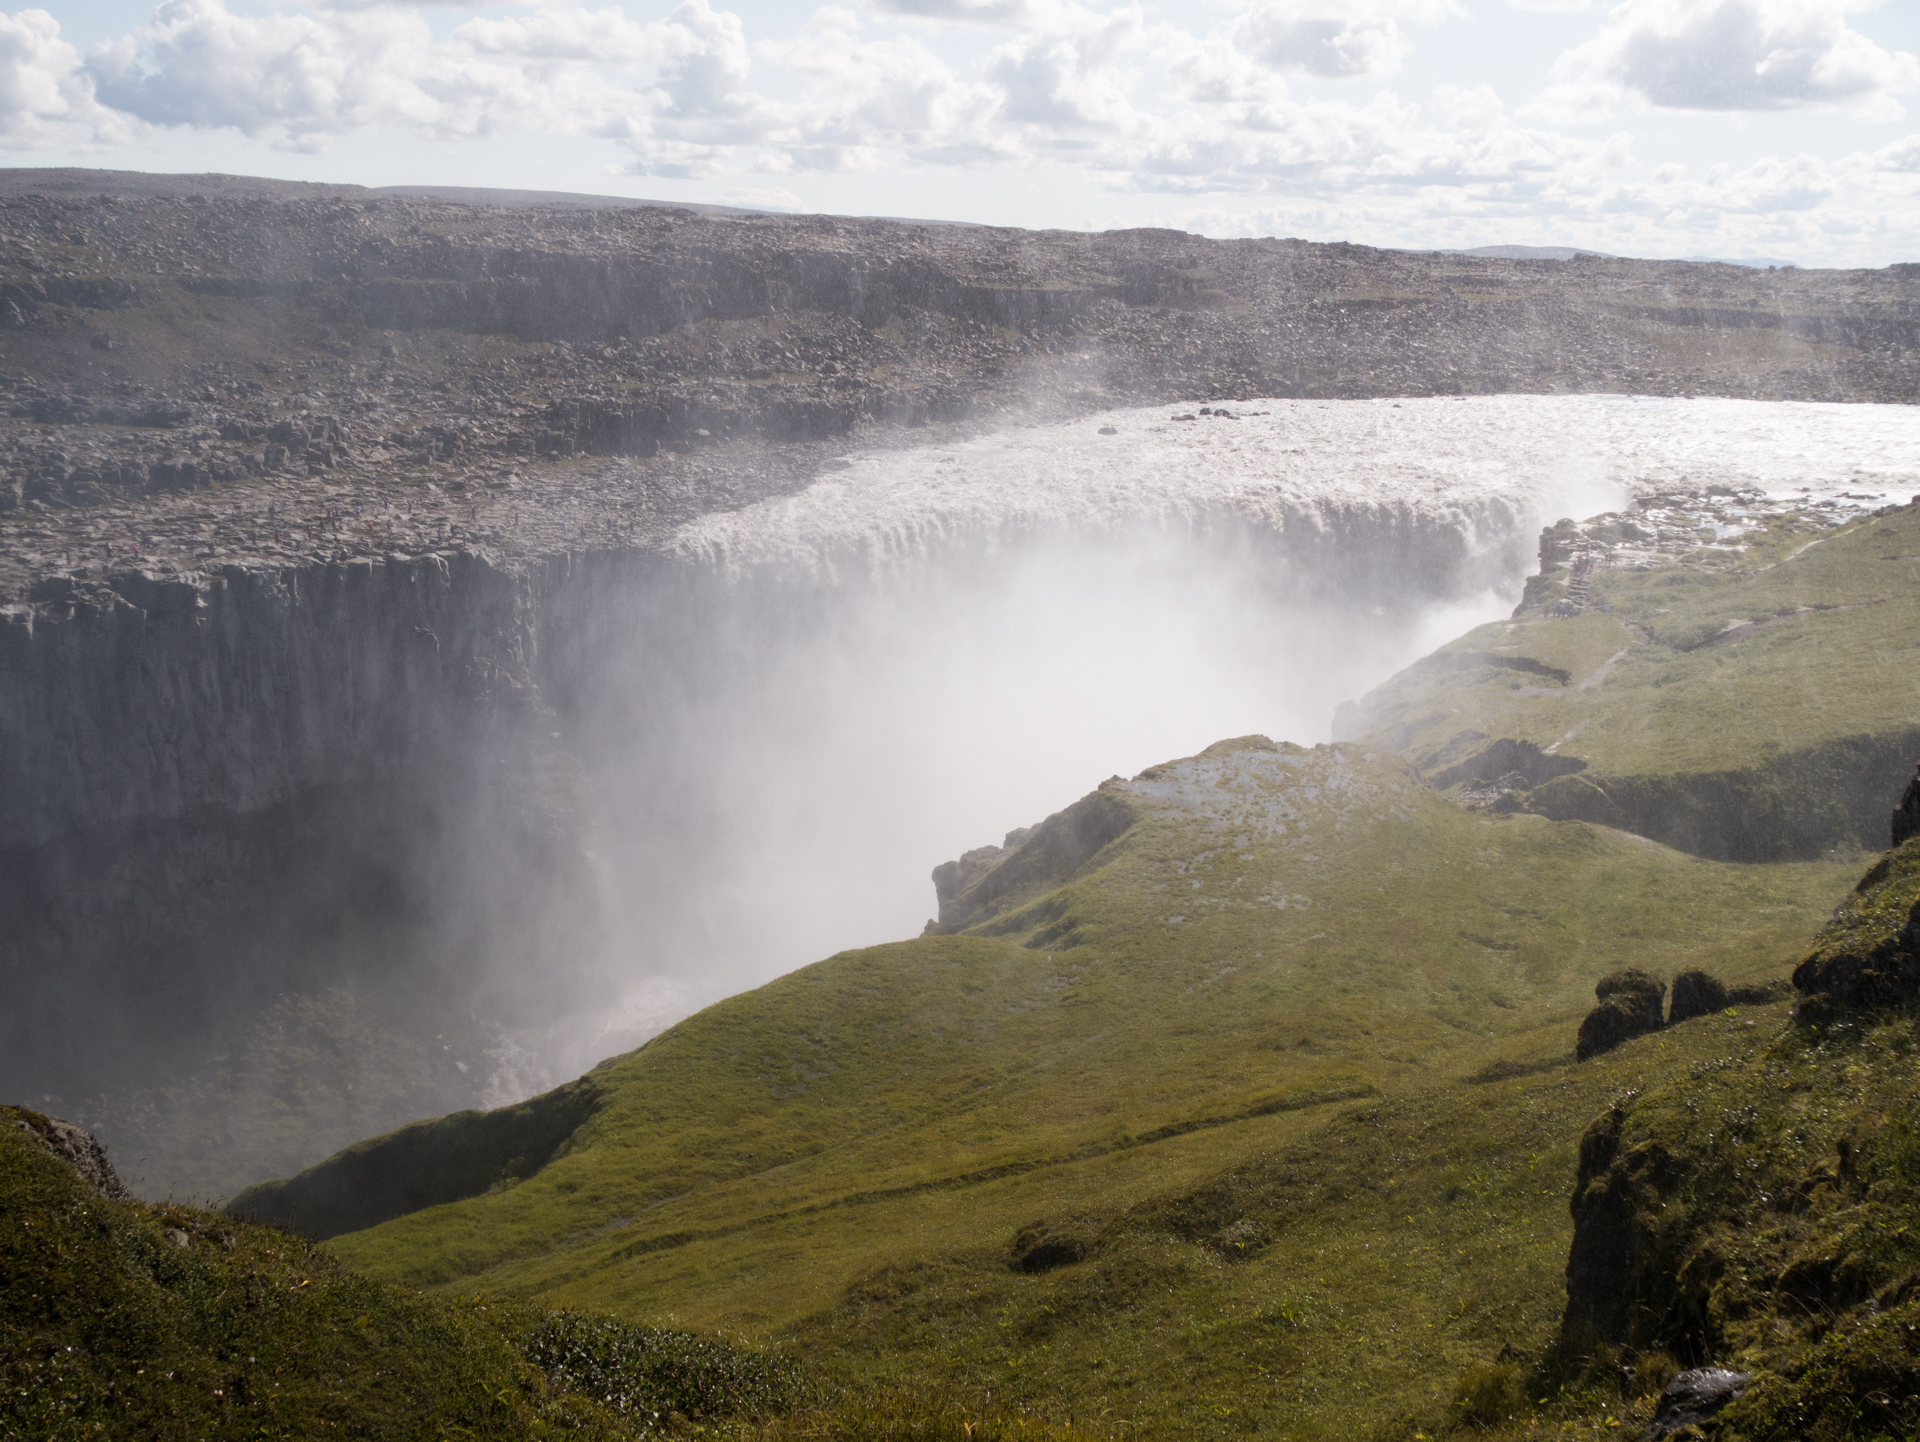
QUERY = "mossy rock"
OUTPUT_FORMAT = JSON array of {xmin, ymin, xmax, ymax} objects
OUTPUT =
[
  {"xmin": 1792, "ymin": 835, "xmax": 1920, "ymax": 1023},
  {"xmin": 1668, "ymin": 968, "xmax": 1729, "ymax": 1025},
  {"xmin": 1576, "ymin": 969, "xmax": 1666, "ymax": 1060},
  {"xmin": 1552, "ymin": 847, "xmax": 1920, "ymax": 1436},
  {"xmin": 1009, "ymin": 1214, "xmax": 1110, "ymax": 1274}
]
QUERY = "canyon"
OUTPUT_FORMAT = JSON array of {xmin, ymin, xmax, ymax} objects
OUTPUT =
[
  {"xmin": 6, "ymin": 167, "xmax": 1920, "ymax": 1441},
  {"xmin": 4, "ymin": 166, "xmax": 1920, "ymax": 1191}
]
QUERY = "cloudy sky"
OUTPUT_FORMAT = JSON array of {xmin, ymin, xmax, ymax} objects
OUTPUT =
[{"xmin": 3, "ymin": 0, "xmax": 1918, "ymax": 265}]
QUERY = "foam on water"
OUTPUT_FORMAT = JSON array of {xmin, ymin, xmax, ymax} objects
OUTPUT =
[
  {"xmin": 536, "ymin": 393, "xmax": 1920, "ymax": 1087},
  {"xmin": 672, "ymin": 395, "xmax": 1920, "ymax": 570}
]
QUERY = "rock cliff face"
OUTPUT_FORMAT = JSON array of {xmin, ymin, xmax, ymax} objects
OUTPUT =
[
  {"xmin": 0, "ymin": 548, "xmax": 600, "ymax": 1104},
  {"xmin": 2, "ymin": 553, "xmax": 536, "ymax": 846},
  {"xmin": 5, "ymin": 166, "xmax": 1920, "ymax": 536},
  {"xmin": 2, "ymin": 460, "xmax": 1533, "ymax": 1127}
]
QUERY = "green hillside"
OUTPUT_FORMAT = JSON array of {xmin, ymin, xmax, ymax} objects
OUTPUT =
[
  {"xmin": 1338, "ymin": 496, "xmax": 1920, "ymax": 860},
  {"xmin": 210, "ymin": 492, "xmax": 1920, "ymax": 1438},
  {"xmin": 0, "ymin": 1104, "xmax": 819, "ymax": 1440},
  {"xmin": 1432, "ymin": 837, "xmax": 1920, "ymax": 1441},
  {"xmin": 231, "ymin": 732, "xmax": 1855, "ymax": 1438}
]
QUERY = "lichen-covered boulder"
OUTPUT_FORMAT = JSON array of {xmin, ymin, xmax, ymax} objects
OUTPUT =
[
  {"xmin": 1667, "ymin": 968, "xmax": 1730, "ymax": 1025},
  {"xmin": 1575, "ymin": 969, "xmax": 1666, "ymax": 1061}
]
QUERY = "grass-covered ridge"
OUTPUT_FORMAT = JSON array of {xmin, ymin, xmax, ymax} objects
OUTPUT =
[
  {"xmin": 198, "ymin": 497, "xmax": 1920, "ymax": 1438},
  {"xmin": 277, "ymin": 729, "xmax": 1864, "ymax": 1439},
  {"xmin": 1407, "ymin": 838, "xmax": 1920, "ymax": 1441},
  {"xmin": 1338, "ymin": 497, "xmax": 1920, "ymax": 859},
  {"xmin": 0, "ymin": 1104, "xmax": 819, "ymax": 1439}
]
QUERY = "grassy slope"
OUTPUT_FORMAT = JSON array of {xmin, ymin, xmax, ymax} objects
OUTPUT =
[
  {"xmin": 319, "ymin": 737, "xmax": 1856, "ymax": 1439},
  {"xmin": 1433, "ymin": 840, "xmax": 1920, "ymax": 1442},
  {"xmin": 1339, "ymin": 500, "xmax": 1920, "ymax": 856},
  {"xmin": 3, "ymin": 1102, "xmax": 1120, "ymax": 1441},
  {"xmin": 0, "ymin": 1103, "xmax": 643, "ymax": 1439}
]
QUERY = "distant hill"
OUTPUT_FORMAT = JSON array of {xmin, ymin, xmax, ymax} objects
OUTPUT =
[{"xmin": 1444, "ymin": 244, "xmax": 1614, "ymax": 261}]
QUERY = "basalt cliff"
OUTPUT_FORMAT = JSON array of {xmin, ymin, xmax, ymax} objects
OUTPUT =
[{"xmin": 4, "ymin": 164, "xmax": 1920, "ymax": 1204}]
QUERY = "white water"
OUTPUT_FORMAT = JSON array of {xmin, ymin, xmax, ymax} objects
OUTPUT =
[
  {"xmin": 673, "ymin": 393, "xmax": 1920, "ymax": 571},
  {"xmin": 519, "ymin": 394, "xmax": 1920, "ymax": 1078}
]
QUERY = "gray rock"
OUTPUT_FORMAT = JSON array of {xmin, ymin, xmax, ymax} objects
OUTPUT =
[
  {"xmin": 7, "ymin": 1106, "xmax": 131, "ymax": 1201},
  {"xmin": 1643, "ymin": 1368, "xmax": 1749, "ymax": 1439}
]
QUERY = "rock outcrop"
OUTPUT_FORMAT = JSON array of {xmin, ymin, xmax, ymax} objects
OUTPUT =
[
  {"xmin": 1792, "ymin": 835, "xmax": 1920, "ymax": 1024},
  {"xmin": 1644, "ymin": 1369, "xmax": 1751, "ymax": 1440},
  {"xmin": 1555, "ymin": 838, "xmax": 1920, "ymax": 1439},
  {"xmin": 1892, "ymin": 761, "xmax": 1920, "ymax": 848},
  {"xmin": 1009, "ymin": 1214, "xmax": 1109, "ymax": 1274},
  {"xmin": 928, "ymin": 788, "xmax": 1135, "ymax": 935},
  {"xmin": 1666, "ymin": 968, "xmax": 1730, "ymax": 1025},
  {"xmin": 4, "ymin": 1105, "xmax": 131, "ymax": 1200},
  {"xmin": 1575, "ymin": 969, "xmax": 1667, "ymax": 1061}
]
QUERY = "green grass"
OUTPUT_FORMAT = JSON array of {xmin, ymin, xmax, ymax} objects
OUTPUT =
[
  {"xmin": 1, "ymin": 1103, "xmax": 643, "ymax": 1439},
  {"xmin": 1339, "ymin": 499, "xmax": 1920, "ymax": 858},
  {"xmin": 293, "ymin": 735, "xmax": 1859, "ymax": 1440},
  {"xmin": 7, "ymin": 1105, "xmax": 1081, "ymax": 1440},
  {"xmin": 1446, "ymin": 841, "xmax": 1920, "ymax": 1442},
  {"xmin": 197, "ymin": 505, "xmax": 1920, "ymax": 1440}
]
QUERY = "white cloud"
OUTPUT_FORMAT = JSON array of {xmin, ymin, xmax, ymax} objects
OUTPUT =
[
  {"xmin": 1555, "ymin": 0, "xmax": 1920, "ymax": 114},
  {"xmin": 720, "ymin": 183, "xmax": 801, "ymax": 207},
  {"xmin": 982, "ymin": 8, "xmax": 1143, "ymax": 132},
  {"xmin": 0, "ymin": 0, "xmax": 1914, "ymax": 267},
  {"xmin": 0, "ymin": 7, "xmax": 124, "ymax": 147},
  {"xmin": 867, "ymin": 0, "xmax": 1035, "ymax": 23},
  {"xmin": 85, "ymin": 0, "xmax": 454, "ymax": 148},
  {"xmin": 454, "ymin": 6, "xmax": 678, "ymax": 66},
  {"xmin": 758, "ymin": 10, "xmax": 1011, "ymax": 169},
  {"xmin": 1876, "ymin": 133, "xmax": 1920, "ymax": 173},
  {"xmin": 1235, "ymin": 0, "xmax": 1460, "ymax": 81}
]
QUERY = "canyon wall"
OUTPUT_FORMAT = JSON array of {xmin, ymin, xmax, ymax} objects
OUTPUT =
[
  {"xmin": 0, "ymin": 549, "xmax": 599, "ymax": 1101},
  {"xmin": 1, "ymin": 483, "xmax": 1544, "ymax": 1099}
]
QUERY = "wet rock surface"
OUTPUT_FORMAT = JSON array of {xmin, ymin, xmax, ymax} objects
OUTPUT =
[{"xmin": 1644, "ymin": 1368, "xmax": 1750, "ymax": 1440}]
